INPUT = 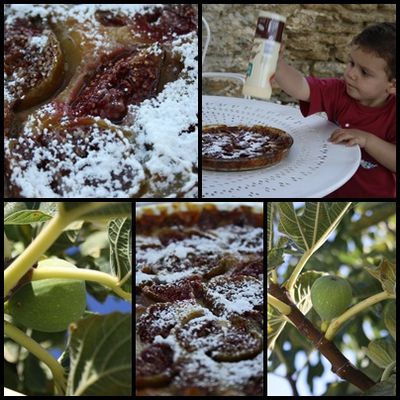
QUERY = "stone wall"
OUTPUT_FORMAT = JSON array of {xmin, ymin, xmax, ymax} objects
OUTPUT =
[{"xmin": 202, "ymin": 4, "xmax": 396, "ymax": 101}]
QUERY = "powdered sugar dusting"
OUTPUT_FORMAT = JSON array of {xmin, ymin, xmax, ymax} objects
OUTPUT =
[
  {"xmin": 6, "ymin": 115, "xmax": 145, "ymax": 198},
  {"xmin": 206, "ymin": 276, "xmax": 263, "ymax": 317},
  {"xmin": 134, "ymin": 34, "xmax": 198, "ymax": 196},
  {"xmin": 4, "ymin": 4, "xmax": 198, "ymax": 198},
  {"xmin": 136, "ymin": 223, "xmax": 262, "ymax": 285},
  {"xmin": 136, "ymin": 207, "xmax": 263, "ymax": 395}
]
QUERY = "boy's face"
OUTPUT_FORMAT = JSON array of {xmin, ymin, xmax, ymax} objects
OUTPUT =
[{"xmin": 344, "ymin": 45, "xmax": 396, "ymax": 107}]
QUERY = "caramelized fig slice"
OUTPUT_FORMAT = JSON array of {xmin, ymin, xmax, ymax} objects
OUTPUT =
[
  {"xmin": 141, "ymin": 278, "xmax": 202, "ymax": 303},
  {"xmin": 96, "ymin": 4, "xmax": 198, "ymax": 43},
  {"xmin": 175, "ymin": 316, "xmax": 263, "ymax": 361},
  {"xmin": 130, "ymin": 4, "xmax": 198, "ymax": 43},
  {"xmin": 4, "ymin": 19, "xmax": 64, "ymax": 110},
  {"xmin": 136, "ymin": 343, "xmax": 175, "ymax": 389},
  {"xmin": 69, "ymin": 45, "xmax": 182, "ymax": 123},
  {"xmin": 137, "ymin": 300, "xmax": 204, "ymax": 343},
  {"xmin": 4, "ymin": 113, "xmax": 145, "ymax": 198},
  {"xmin": 204, "ymin": 275, "xmax": 263, "ymax": 319},
  {"xmin": 210, "ymin": 318, "xmax": 263, "ymax": 362}
]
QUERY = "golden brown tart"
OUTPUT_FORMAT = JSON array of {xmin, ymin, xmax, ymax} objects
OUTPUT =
[
  {"xmin": 202, "ymin": 124, "xmax": 293, "ymax": 171},
  {"xmin": 136, "ymin": 204, "xmax": 264, "ymax": 396},
  {"xmin": 4, "ymin": 4, "xmax": 198, "ymax": 198}
]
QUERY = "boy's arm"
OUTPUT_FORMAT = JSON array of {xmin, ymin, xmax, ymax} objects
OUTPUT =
[
  {"xmin": 330, "ymin": 128, "xmax": 396, "ymax": 172},
  {"xmin": 366, "ymin": 135, "xmax": 396, "ymax": 173},
  {"xmin": 275, "ymin": 59, "xmax": 310, "ymax": 102}
]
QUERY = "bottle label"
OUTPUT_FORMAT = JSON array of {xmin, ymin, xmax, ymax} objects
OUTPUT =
[
  {"xmin": 255, "ymin": 17, "xmax": 285, "ymax": 42},
  {"xmin": 246, "ymin": 63, "xmax": 253, "ymax": 77},
  {"xmin": 263, "ymin": 39, "xmax": 275, "ymax": 56}
]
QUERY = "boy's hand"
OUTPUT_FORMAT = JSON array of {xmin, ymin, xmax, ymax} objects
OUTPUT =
[{"xmin": 329, "ymin": 128, "xmax": 371, "ymax": 148}]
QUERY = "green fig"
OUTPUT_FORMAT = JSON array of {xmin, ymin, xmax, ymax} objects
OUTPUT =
[
  {"xmin": 311, "ymin": 275, "xmax": 352, "ymax": 321},
  {"xmin": 8, "ymin": 258, "xmax": 86, "ymax": 332}
]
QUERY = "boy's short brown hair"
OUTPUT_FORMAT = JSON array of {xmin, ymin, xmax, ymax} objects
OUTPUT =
[{"xmin": 351, "ymin": 22, "xmax": 396, "ymax": 80}]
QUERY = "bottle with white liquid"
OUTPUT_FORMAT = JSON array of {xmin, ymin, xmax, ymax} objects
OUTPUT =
[{"xmin": 242, "ymin": 11, "xmax": 286, "ymax": 100}]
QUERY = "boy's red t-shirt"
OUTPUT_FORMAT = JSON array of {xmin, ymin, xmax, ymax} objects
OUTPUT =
[{"xmin": 300, "ymin": 77, "xmax": 396, "ymax": 198}]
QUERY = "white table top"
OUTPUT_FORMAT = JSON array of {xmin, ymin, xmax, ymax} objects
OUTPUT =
[{"xmin": 202, "ymin": 96, "xmax": 361, "ymax": 198}]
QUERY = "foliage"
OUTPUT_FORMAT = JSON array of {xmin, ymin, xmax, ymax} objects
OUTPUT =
[
  {"xmin": 383, "ymin": 301, "xmax": 396, "ymax": 340},
  {"xmin": 268, "ymin": 202, "xmax": 396, "ymax": 396},
  {"xmin": 365, "ymin": 338, "xmax": 396, "ymax": 369},
  {"xmin": 4, "ymin": 202, "xmax": 132, "ymax": 396}
]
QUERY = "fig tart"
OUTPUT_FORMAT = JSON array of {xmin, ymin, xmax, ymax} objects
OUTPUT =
[
  {"xmin": 202, "ymin": 124, "xmax": 293, "ymax": 171},
  {"xmin": 4, "ymin": 4, "xmax": 198, "ymax": 198},
  {"xmin": 136, "ymin": 204, "xmax": 264, "ymax": 396}
]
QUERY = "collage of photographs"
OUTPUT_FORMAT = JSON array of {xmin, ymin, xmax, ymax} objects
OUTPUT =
[{"xmin": 4, "ymin": 201, "xmax": 396, "ymax": 396}]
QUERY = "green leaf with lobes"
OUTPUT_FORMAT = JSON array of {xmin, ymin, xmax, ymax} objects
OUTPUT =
[
  {"xmin": 384, "ymin": 301, "xmax": 396, "ymax": 341},
  {"xmin": 8, "ymin": 258, "xmax": 86, "ymax": 333},
  {"xmin": 366, "ymin": 338, "xmax": 396, "ymax": 368},
  {"xmin": 4, "ymin": 233, "xmax": 12, "ymax": 260},
  {"xmin": 311, "ymin": 275, "xmax": 352, "ymax": 321}
]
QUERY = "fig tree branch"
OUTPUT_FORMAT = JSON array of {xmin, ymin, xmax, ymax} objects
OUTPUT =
[{"xmin": 268, "ymin": 283, "xmax": 376, "ymax": 392}]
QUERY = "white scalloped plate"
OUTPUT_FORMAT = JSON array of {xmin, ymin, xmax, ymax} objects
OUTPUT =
[{"xmin": 202, "ymin": 96, "xmax": 361, "ymax": 198}]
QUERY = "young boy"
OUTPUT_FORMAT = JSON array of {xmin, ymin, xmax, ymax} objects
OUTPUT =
[{"xmin": 275, "ymin": 22, "xmax": 396, "ymax": 198}]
